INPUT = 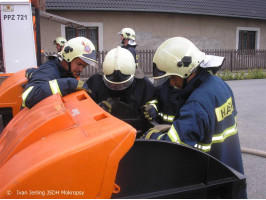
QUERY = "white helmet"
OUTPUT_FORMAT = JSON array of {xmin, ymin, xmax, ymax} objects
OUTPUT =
[
  {"xmin": 53, "ymin": 37, "xmax": 67, "ymax": 47},
  {"xmin": 153, "ymin": 37, "xmax": 206, "ymax": 86},
  {"xmin": 60, "ymin": 37, "xmax": 97, "ymax": 67},
  {"xmin": 118, "ymin": 28, "xmax": 136, "ymax": 41},
  {"xmin": 103, "ymin": 46, "xmax": 136, "ymax": 90}
]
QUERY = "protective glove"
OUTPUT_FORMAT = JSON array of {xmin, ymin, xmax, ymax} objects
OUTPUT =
[
  {"xmin": 140, "ymin": 124, "xmax": 170, "ymax": 139},
  {"xmin": 141, "ymin": 127, "xmax": 164, "ymax": 140},
  {"xmin": 25, "ymin": 68, "xmax": 37, "ymax": 80},
  {"xmin": 76, "ymin": 80, "xmax": 92, "ymax": 94},
  {"xmin": 142, "ymin": 104, "xmax": 157, "ymax": 121},
  {"xmin": 98, "ymin": 98, "xmax": 114, "ymax": 113}
]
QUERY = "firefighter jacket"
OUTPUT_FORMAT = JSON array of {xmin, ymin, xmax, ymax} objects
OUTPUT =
[
  {"xmin": 22, "ymin": 58, "xmax": 82, "ymax": 108},
  {"xmin": 155, "ymin": 79, "xmax": 180, "ymax": 124},
  {"xmin": 86, "ymin": 73, "xmax": 157, "ymax": 113},
  {"xmin": 143, "ymin": 70, "xmax": 245, "ymax": 177},
  {"xmin": 122, "ymin": 45, "xmax": 138, "ymax": 65}
]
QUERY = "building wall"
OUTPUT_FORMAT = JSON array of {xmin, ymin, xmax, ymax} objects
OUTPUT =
[
  {"xmin": 40, "ymin": 18, "xmax": 63, "ymax": 53},
  {"xmin": 41, "ymin": 10, "xmax": 266, "ymax": 52}
]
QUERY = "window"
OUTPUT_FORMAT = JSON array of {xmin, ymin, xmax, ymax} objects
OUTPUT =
[
  {"xmin": 238, "ymin": 30, "xmax": 256, "ymax": 50},
  {"xmin": 236, "ymin": 27, "xmax": 260, "ymax": 50},
  {"xmin": 65, "ymin": 27, "xmax": 99, "ymax": 51}
]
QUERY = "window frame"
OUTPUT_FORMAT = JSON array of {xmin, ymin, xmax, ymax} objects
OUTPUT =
[
  {"xmin": 61, "ymin": 22, "xmax": 103, "ymax": 51},
  {"xmin": 236, "ymin": 27, "xmax": 260, "ymax": 50}
]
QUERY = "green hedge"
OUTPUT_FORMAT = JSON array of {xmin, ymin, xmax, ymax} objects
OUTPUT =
[{"xmin": 216, "ymin": 68, "xmax": 266, "ymax": 81}]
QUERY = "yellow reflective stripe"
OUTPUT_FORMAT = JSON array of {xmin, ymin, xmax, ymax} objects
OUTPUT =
[
  {"xmin": 22, "ymin": 86, "xmax": 34, "ymax": 108},
  {"xmin": 146, "ymin": 99, "xmax": 158, "ymax": 111},
  {"xmin": 215, "ymin": 97, "xmax": 234, "ymax": 122},
  {"xmin": 157, "ymin": 134, "xmax": 164, "ymax": 140},
  {"xmin": 159, "ymin": 113, "xmax": 175, "ymax": 122},
  {"xmin": 144, "ymin": 129, "xmax": 159, "ymax": 139},
  {"xmin": 194, "ymin": 143, "xmax": 211, "ymax": 152},
  {"xmin": 167, "ymin": 125, "xmax": 180, "ymax": 143},
  {"xmin": 212, "ymin": 120, "xmax": 237, "ymax": 143},
  {"xmin": 168, "ymin": 124, "xmax": 210, "ymax": 151},
  {"xmin": 166, "ymin": 117, "xmax": 237, "ymax": 152},
  {"xmin": 195, "ymin": 118, "xmax": 238, "ymax": 152},
  {"xmin": 49, "ymin": 79, "xmax": 62, "ymax": 96},
  {"xmin": 147, "ymin": 99, "xmax": 158, "ymax": 104}
]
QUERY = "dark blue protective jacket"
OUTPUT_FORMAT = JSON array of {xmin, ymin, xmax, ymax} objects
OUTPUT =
[
  {"xmin": 155, "ymin": 79, "xmax": 180, "ymax": 124},
  {"xmin": 22, "ymin": 58, "xmax": 81, "ymax": 108},
  {"xmin": 86, "ymin": 73, "xmax": 156, "ymax": 113},
  {"xmin": 122, "ymin": 45, "xmax": 138, "ymax": 65},
  {"xmin": 143, "ymin": 70, "xmax": 246, "ymax": 193}
]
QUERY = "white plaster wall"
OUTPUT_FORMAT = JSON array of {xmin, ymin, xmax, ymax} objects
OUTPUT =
[{"xmin": 40, "ymin": 11, "xmax": 266, "ymax": 52}]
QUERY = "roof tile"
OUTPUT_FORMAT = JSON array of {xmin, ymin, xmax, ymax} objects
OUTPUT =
[{"xmin": 45, "ymin": 0, "xmax": 266, "ymax": 20}]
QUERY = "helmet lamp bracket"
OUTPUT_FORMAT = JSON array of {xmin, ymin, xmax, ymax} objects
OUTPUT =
[{"xmin": 177, "ymin": 56, "xmax": 192, "ymax": 68}]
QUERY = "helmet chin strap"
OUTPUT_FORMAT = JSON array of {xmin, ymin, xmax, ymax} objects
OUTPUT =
[
  {"xmin": 182, "ymin": 68, "xmax": 198, "ymax": 89},
  {"xmin": 67, "ymin": 62, "xmax": 74, "ymax": 77},
  {"xmin": 68, "ymin": 62, "xmax": 71, "ymax": 73},
  {"xmin": 182, "ymin": 78, "xmax": 188, "ymax": 89},
  {"xmin": 121, "ymin": 38, "xmax": 126, "ymax": 45}
]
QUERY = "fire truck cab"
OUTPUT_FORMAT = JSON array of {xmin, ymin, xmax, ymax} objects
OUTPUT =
[{"xmin": 0, "ymin": 0, "xmax": 37, "ymax": 75}]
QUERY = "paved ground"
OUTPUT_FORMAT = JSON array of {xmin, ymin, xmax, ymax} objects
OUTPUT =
[{"xmin": 226, "ymin": 79, "xmax": 266, "ymax": 199}]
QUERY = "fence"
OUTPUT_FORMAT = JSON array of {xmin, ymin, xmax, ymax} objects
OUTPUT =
[{"xmin": 41, "ymin": 49, "xmax": 266, "ymax": 78}]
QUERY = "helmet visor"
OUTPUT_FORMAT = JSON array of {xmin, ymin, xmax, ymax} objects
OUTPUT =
[
  {"xmin": 153, "ymin": 76, "xmax": 169, "ymax": 87},
  {"xmin": 103, "ymin": 75, "xmax": 134, "ymax": 90},
  {"xmin": 153, "ymin": 63, "xmax": 166, "ymax": 78}
]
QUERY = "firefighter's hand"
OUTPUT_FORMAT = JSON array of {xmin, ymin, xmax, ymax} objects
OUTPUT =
[
  {"xmin": 76, "ymin": 80, "xmax": 92, "ymax": 94},
  {"xmin": 25, "ymin": 68, "xmax": 36, "ymax": 80},
  {"xmin": 142, "ymin": 104, "xmax": 157, "ymax": 121},
  {"xmin": 140, "ymin": 128, "xmax": 163, "ymax": 139},
  {"xmin": 98, "ymin": 98, "xmax": 114, "ymax": 113}
]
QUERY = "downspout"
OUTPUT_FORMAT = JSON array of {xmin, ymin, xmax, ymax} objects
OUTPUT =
[{"xmin": 35, "ymin": 7, "xmax": 42, "ymax": 66}]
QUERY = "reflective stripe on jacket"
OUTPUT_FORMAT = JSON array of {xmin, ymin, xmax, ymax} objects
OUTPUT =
[
  {"xmin": 22, "ymin": 58, "xmax": 79, "ymax": 108},
  {"xmin": 145, "ymin": 72, "xmax": 244, "ymax": 176},
  {"xmin": 86, "ymin": 73, "xmax": 157, "ymax": 113},
  {"xmin": 155, "ymin": 79, "xmax": 180, "ymax": 124}
]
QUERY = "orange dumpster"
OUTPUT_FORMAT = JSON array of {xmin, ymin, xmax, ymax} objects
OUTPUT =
[
  {"xmin": 0, "ymin": 91, "xmax": 136, "ymax": 199},
  {"xmin": 0, "ymin": 69, "xmax": 28, "ymax": 127}
]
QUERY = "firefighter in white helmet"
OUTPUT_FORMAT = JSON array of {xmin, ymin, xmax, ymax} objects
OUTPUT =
[
  {"xmin": 54, "ymin": 36, "xmax": 67, "ymax": 52},
  {"xmin": 141, "ymin": 37, "xmax": 246, "ymax": 198},
  {"xmin": 86, "ymin": 46, "xmax": 156, "ymax": 118},
  {"xmin": 22, "ymin": 37, "xmax": 97, "ymax": 108},
  {"xmin": 118, "ymin": 28, "xmax": 138, "ymax": 67}
]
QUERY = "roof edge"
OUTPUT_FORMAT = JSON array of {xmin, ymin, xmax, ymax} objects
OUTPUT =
[{"xmin": 45, "ymin": 8, "xmax": 266, "ymax": 21}]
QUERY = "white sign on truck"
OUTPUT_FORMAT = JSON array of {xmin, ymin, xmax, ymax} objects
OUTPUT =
[{"xmin": 0, "ymin": 0, "xmax": 37, "ymax": 73}]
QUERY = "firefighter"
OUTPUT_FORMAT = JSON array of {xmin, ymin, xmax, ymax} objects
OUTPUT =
[
  {"xmin": 141, "ymin": 78, "xmax": 180, "ymax": 123},
  {"xmin": 86, "ymin": 46, "xmax": 157, "ymax": 115},
  {"xmin": 118, "ymin": 28, "xmax": 138, "ymax": 67},
  {"xmin": 141, "ymin": 37, "xmax": 246, "ymax": 198},
  {"xmin": 156, "ymin": 79, "xmax": 181, "ymax": 124},
  {"xmin": 54, "ymin": 36, "xmax": 67, "ymax": 52},
  {"xmin": 22, "ymin": 37, "xmax": 97, "ymax": 109}
]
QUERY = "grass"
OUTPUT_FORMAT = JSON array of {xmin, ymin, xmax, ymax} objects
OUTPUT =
[{"xmin": 216, "ymin": 68, "xmax": 266, "ymax": 81}]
